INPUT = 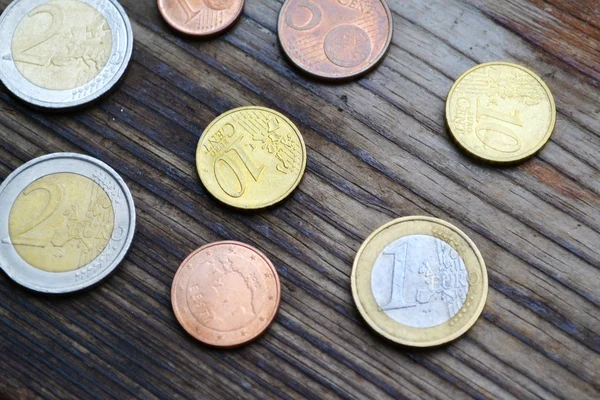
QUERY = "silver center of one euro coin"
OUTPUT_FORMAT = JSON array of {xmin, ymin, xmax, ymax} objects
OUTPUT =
[
  {"xmin": 371, "ymin": 235, "xmax": 469, "ymax": 329},
  {"xmin": 0, "ymin": 153, "xmax": 136, "ymax": 294},
  {"xmin": 0, "ymin": 0, "xmax": 133, "ymax": 109}
]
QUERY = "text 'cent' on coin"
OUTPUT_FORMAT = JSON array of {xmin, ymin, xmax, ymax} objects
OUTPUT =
[
  {"xmin": 0, "ymin": 0, "xmax": 133, "ymax": 109},
  {"xmin": 171, "ymin": 241, "xmax": 281, "ymax": 348},
  {"xmin": 158, "ymin": 0, "xmax": 244, "ymax": 36},
  {"xmin": 278, "ymin": 0, "xmax": 393, "ymax": 80},
  {"xmin": 446, "ymin": 62, "xmax": 556, "ymax": 164},
  {"xmin": 0, "ymin": 153, "xmax": 136, "ymax": 294},
  {"xmin": 351, "ymin": 216, "xmax": 488, "ymax": 347},
  {"xmin": 196, "ymin": 106, "xmax": 307, "ymax": 210}
]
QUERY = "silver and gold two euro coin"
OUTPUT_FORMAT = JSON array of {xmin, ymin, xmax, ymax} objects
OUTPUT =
[
  {"xmin": 0, "ymin": 153, "xmax": 136, "ymax": 293},
  {"xmin": 352, "ymin": 216, "xmax": 488, "ymax": 347},
  {"xmin": 0, "ymin": 0, "xmax": 133, "ymax": 109}
]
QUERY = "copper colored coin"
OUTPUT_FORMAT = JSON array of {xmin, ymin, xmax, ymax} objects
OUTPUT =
[
  {"xmin": 278, "ymin": 0, "xmax": 393, "ymax": 80},
  {"xmin": 172, "ymin": 241, "xmax": 281, "ymax": 347},
  {"xmin": 158, "ymin": 0, "xmax": 244, "ymax": 36}
]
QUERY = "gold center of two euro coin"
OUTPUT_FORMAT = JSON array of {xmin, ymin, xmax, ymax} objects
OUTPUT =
[
  {"xmin": 446, "ymin": 62, "xmax": 556, "ymax": 163},
  {"xmin": 196, "ymin": 107, "xmax": 307, "ymax": 209},
  {"xmin": 8, "ymin": 173, "xmax": 115, "ymax": 272},
  {"xmin": 11, "ymin": 0, "xmax": 113, "ymax": 90}
]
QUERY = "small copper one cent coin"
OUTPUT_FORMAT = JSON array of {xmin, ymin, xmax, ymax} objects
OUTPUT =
[
  {"xmin": 158, "ymin": 0, "xmax": 244, "ymax": 36},
  {"xmin": 172, "ymin": 241, "xmax": 281, "ymax": 347},
  {"xmin": 278, "ymin": 0, "xmax": 393, "ymax": 80}
]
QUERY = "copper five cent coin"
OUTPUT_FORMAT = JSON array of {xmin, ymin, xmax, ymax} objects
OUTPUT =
[
  {"xmin": 278, "ymin": 0, "xmax": 393, "ymax": 80},
  {"xmin": 158, "ymin": 0, "xmax": 244, "ymax": 36},
  {"xmin": 172, "ymin": 241, "xmax": 281, "ymax": 347}
]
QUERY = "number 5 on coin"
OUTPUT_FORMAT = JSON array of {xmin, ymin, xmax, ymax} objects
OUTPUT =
[{"xmin": 284, "ymin": 0, "xmax": 322, "ymax": 31}]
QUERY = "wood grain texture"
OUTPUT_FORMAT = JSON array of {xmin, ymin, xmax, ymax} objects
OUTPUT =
[{"xmin": 1, "ymin": 0, "xmax": 599, "ymax": 398}]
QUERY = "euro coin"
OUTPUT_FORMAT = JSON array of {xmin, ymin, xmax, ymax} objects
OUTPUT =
[
  {"xmin": 158, "ymin": 0, "xmax": 244, "ymax": 37},
  {"xmin": 196, "ymin": 106, "xmax": 307, "ymax": 209},
  {"xmin": 0, "ymin": 153, "xmax": 136, "ymax": 293},
  {"xmin": 0, "ymin": 0, "xmax": 133, "ymax": 109},
  {"xmin": 278, "ymin": 0, "xmax": 393, "ymax": 80},
  {"xmin": 172, "ymin": 241, "xmax": 281, "ymax": 347},
  {"xmin": 352, "ymin": 217, "xmax": 488, "ymax": 347},
  {"xmin": 446, "ymin": 62, "xmax": 556, "ymax": 164}
]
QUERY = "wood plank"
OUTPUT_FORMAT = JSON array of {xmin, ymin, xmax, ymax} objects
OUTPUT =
[{"xmin": 1, "ymin": 0, "xmax": 599, "ymax": 398}]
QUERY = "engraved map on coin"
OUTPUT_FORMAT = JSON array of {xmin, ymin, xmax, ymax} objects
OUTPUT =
[
  {"xmin": 186, "ymin": 254, "xmax": 268, "ymax": 331},
  {"xmin": 196, "ymin": 107, "xmax": 307, "ymax": 209},
  {"xmin": 279, "ymin": 0, "xmax": 392, "ymax": 79},
  {"xmin": 11, "ymin": 0, "xmax": 113, "ymax": 90},
  {"xmin": 158, "ymin": 0, "xmax": 244, "ymax": 36},
  {"xmin": 8, "ymin": 173, "xmax": 115, "ymax": 272},
  {"xmin": 371, "ymin": 235, "xmax": 469, "ymax": 329},
  {"xmin": 446, "ymin": 62, "xmax": 556, "ymax": 163},
  {"xmin": 172, "ymin": 242, "xmax": 281, "ymax": 347}
]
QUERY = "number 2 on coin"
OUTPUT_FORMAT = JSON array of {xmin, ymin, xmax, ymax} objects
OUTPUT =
[
  {"xmin": 12, "ymin": 3, "xmax": 64, "ymax": 66},
  {"xmin": 215, "ymin": 137, "xmax": 265, "ymax": 198},
  {"xmin": 8, "ymin": 181, "xmax": 63, "ymax": 247},
  {"xmin": 285, "ymin": 0, "xmax": 322, "ymax": 31}
]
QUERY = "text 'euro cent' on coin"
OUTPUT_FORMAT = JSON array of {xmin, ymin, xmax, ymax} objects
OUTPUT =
[
  {"xmin": 446, "ymin": 62, "xmax": 556, "ymax": 164},
  {"xmin": 0, "ymin": 0, "xmax": 133, "ymax": 109},
  {"xmin": 352, "ymin": 217, "xmax": 488, "ymax": 347},
  {"xmin": 172, "ymin": 241, "xmax": 281, "ymax": 348},
  {"xmin": 278, "ymin": 0, "xmax": 393, "ymax": 80},
  {"xmin": 196, "ymin": 106, "xmax": 307, "ymax": 209},
  {"xmin": 158, "ymin": 0, "xmax": 244, "ymax": 37},
  {"xmin": 0, "ymin": 153, "xmax": 136, "ymax": 294}
]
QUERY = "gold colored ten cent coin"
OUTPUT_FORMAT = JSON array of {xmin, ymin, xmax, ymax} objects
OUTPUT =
[
  {"xmin": 196, "ymin": 107, "xmax": 307, "ymax": 209},
  {"xmin": 351, "ymin": 217, "xmax": 488, "ymax": 347},
  {"xmin": 446, "ymin": 62, "xmax": 556, "ymax": 164}
]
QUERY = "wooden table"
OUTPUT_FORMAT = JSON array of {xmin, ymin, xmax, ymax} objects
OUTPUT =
[{"xmin": 1, "ymin": 0, "xmax": 599, "ymax": 398}]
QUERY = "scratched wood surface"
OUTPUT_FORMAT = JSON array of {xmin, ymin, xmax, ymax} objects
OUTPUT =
[{"xmin": 1, "ymin": 0, "xmax": 599, "ymax": 399}]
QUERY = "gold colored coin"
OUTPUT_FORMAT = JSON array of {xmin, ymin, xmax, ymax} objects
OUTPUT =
[
  {"xmin": 11, "ymin": 0, "xmax": 113, "ymax": 90},
  {"xmin": 8, "ymin": 173, "xmax": 115, "ymax": 272},
  {"xmin": 351, "ymin": 216, "xmax": 488, "ymax": 347},
  {"xmin": 446, "ymin": 62, "xmax": 556, "ymax": 164},
  {"xmin": 196, "ymin": 107, "xmax": 307, "ymax": 209}
]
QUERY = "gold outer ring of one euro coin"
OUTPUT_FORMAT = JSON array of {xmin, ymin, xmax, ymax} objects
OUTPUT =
[
  {"xmin": 446, "ymin": 62, "xmax": 556, "ymax": 164},
  {"xmin": 351, "ymin": 216, "xmax": 488, "ymax": 347},
  {"xmin": 196, "ymin": 106, "xmax": 307, "ymax": 210}
]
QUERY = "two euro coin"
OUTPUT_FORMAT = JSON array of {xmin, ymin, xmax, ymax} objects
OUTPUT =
[
  {"xmin": 0, "ymin": 0, "xmax": 133, "ymax": 109},
  {"xmin": 0, "ymin": 153, "xmax": 136, "ymax": 293}
]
